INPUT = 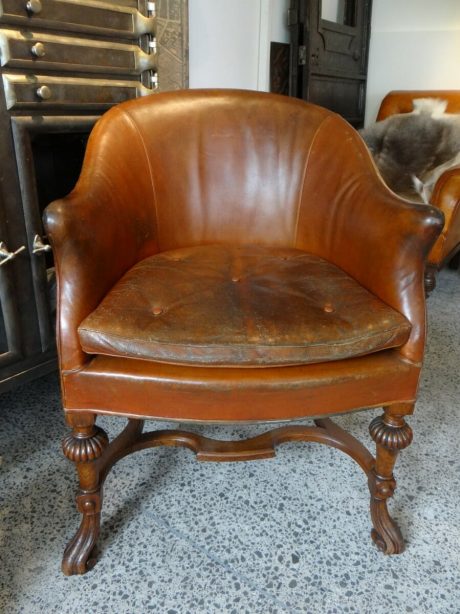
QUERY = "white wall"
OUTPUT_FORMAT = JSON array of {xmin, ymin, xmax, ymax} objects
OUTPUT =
[
  {"xmin": 189, "ymin": 0, "xmax": 289, "ymax": 91},
  {"xmin": 189, "ymin": 1, "xmax": 460, "ymax": 124},
  {"xmin": 365, "ymin": 0, "xmax": 460, "ymax": 124},
  {"xmin": 257, "ymin": 0, "xmax": 290, "ymax": 90}
]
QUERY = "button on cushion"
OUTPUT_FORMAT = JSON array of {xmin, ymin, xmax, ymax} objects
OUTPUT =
[{"xmin": 78, "ymin": 245, "xmax": 412, "ymax": 367}]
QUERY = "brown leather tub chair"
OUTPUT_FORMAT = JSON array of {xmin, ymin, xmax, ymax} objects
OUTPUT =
[
  {"xmin": 44, "ymin": 89, "xmax": 443, "ymax": 575},
  {"xmin": 377, "ymin": 90, "xmax": 460, "ymax": 292}
]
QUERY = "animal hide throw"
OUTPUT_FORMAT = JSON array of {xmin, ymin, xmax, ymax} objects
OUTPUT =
[{"xmin": 360, "ymin": 98, "xmax": 460, "ymax": 203}]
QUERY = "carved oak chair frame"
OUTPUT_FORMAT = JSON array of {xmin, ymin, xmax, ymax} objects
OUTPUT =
[{"xmin": 44, "ymin": 90, "xmax": 443, "ymax": 575}]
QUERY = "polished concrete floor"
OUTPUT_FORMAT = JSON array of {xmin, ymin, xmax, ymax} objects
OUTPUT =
[{"xmin": 0, "ymin": 270, "xmax": 459, "ymax": 614}]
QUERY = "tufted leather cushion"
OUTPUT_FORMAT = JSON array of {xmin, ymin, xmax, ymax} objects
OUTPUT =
[{"xmin": 78, "ymin": 245, "xmax": 412, "ymax": 367}]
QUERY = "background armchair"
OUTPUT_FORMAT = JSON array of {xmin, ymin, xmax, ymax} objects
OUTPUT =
[
  {"xmin": 44, "ymin": 90, "xmax": 442, "ymax": 575},
  {"xmin": 377, "ymin": 90, "xmax": 460, "ymax": 291}
]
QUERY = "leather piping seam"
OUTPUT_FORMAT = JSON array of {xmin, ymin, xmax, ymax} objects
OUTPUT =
[
  {"xmin": 294, "ymin": 114, "xmax": 335, "ymax": 248},
  {"xmin": 61, "ymin": 400, "xmax": 418, "ymax": 423},
  {"xmin": 78, "ymin": 322, "xmax": 410, "ymax": 350},
  {"xmin": 62, "ymin": 364, "xmax": 92, "ymax": 376},
  {"xmin": 119, "ymin": 107, "xmax": 160, "ymax": 251}
]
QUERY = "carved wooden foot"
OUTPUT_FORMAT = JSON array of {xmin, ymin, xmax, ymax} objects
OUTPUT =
[
  {"xmin": 368, "ymin": 407, "xmax": 413, "ymax": 554},
  {"xmin": 62, "ymin": 491, "xmax": 103, "ymax": 575},
  {"xmin": 62, "ymin": 416, "xmax": 108, "ymax": 576}
]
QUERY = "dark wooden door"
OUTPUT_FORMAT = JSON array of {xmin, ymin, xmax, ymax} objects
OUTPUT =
[{"xmin": 289, "ymin": 0, "xmax": 372, "ymax": 127}]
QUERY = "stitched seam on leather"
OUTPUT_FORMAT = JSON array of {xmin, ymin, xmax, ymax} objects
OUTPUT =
[
  {"xmin": 119, "ymin": 107, "xmax": 160, "ymax": 250},
  {"xmin": 48, "ymin": 227, "xmax": 68, "ymax": 406},
  {"xmin": 61, "ymin": 400, "xmax": 418, "ymax": 421},
  {"xmin": 62, "ymin": 365, "xmax": 91, "ymax": 376},
  {"xmin": 294, "ymin": 114, "xmax": 335, "ymax": 248}
]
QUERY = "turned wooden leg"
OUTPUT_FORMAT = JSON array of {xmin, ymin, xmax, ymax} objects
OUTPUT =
[
  {"xmin": 368, "ymin": 405, "xmax": 413, "ymax": 555},
  {"xmin": 61, "ymin": 413, "xmax": 108, "ymax": 576},
  {"xmin": 424, "ymin": 265, "xmax": 437, "ymax": 295}
]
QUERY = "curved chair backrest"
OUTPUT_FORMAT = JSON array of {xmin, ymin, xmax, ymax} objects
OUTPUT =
[
  {"xmin": 76, "ymin": 89, "xmax": 368, "ymax": 252},
  {"xmin": 377, "ymin": 90, "xmax": 460, "ymax": 121}
]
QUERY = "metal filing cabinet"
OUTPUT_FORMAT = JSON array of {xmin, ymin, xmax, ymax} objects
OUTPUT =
[{"xmin": 0, "ymin": 0, "xmax": 187, "ymax": 392}]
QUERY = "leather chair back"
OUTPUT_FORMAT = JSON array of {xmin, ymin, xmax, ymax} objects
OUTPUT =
[
  {"xmin": 78, "ymin": 89, "xmax": 370, "ymax": 252},
  {"xmin": 377, "ymin": 90, "xmax": 460, "ymax": 120}
]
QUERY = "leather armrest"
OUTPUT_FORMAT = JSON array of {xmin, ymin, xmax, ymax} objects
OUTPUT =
[
  {"xmin": 297, "ymin": 115, "xmax": 444, "ymax": 364},
  {"xmin": 333, "ymin": 181, "xmax": 443, "ymax": 365},
  {"xmin": 375, "ymin": 90, "xmax": 460, "ymax": 268},
  {"xmin": 428, "ymin": 165, "xmax": 460, "ymax": 265},
  {"xmin": 44, "ymin": 107, "xmax": 159, "ymax": 373}
]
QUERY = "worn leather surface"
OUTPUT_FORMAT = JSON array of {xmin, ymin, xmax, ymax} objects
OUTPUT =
[
  {"xmin": 44, "ymin": 89, "xmax": 443, "ymax": 421},
  {"xmin": 377, "ymin": 90, "xmax": 460, "ymax": 266},
  {"xmin": 79, "ymin": 245, "xmax": 411, "ymax": 367},
  {"xmin": 63, "ymin": 350, "xmax": 420, "ymax": 422}
]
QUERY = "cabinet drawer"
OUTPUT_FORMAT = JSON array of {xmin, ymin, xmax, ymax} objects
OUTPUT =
[
  {"xmin": 0, "ymin": 0, "xmax": 155, "ymax": 39},
  {"xmin": 2, "ymin": 73, "xmax": 152, "ymax": 110},
  {"xmin": 0, "ymin": 30, "xmax": 156, "ymax": 75}
]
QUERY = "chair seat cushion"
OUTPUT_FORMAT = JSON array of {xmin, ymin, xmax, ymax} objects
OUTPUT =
[{"xmin": 78, "ymin": 245, "xmax": 411, "ymax": 367}]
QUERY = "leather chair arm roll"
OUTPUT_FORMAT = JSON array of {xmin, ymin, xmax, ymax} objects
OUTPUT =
[
  {"xmin": 44, "ymin": 107, "xmax": 159, "ymax": 373},
  {"xmin": 428, "ymin": 165, "xmax": 460, "ymax": 265},
  {"xmin": 298, "ymin": 115, "xmax": 444, "ymax": 364}
]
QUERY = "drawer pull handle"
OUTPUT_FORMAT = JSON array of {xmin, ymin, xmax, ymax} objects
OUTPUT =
[
  {"xmin": 36, "ymin": 85, "xmax": 51, "ymax": 100},
  {"xmin": 0, "ymin": 242, "xmax": 26, "ymax": 267},
  {"xmin": 26, "ymin": 0, "xmax": 42, "ymax": 14},
  {"xmin": 32, "ymin": 234, "xmax": 52, "ymax": 255},
  {"xmin": 31, "ymin": 42, "xmax": 46, "ymax": 58}
]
